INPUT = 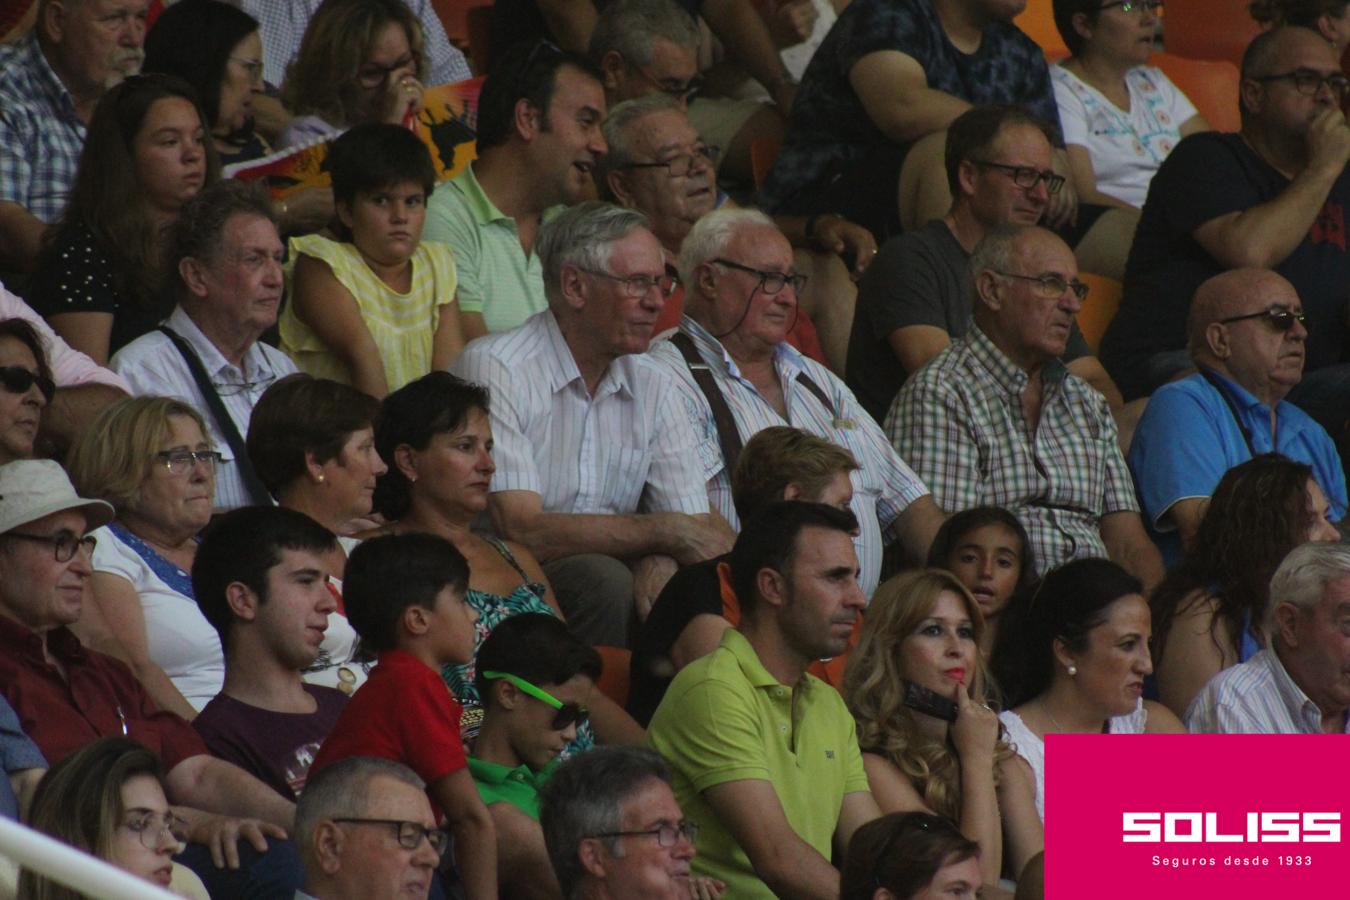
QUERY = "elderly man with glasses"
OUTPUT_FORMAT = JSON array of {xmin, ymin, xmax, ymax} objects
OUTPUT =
[
  {"xmin": 1101, "ymin": 26, "xmax": 1350, "ymax": 465},
  {"xmin": 1129, "ymin": 268, "xmax": 1346, "ymax": 562},
  {"xmin": 648, "ymin": 207, "xmax": 943, "ymax": 597},
  {"xmin": 111, "ymin": 180, "xmax": 296, "ymax": 510},
  {"xmin": 451, "ymin": 202, "xmax": 732, "ymax": 647},
  {"xmin": 890, "ymin": 224, "xmax": 1164, "ymax": 586}
]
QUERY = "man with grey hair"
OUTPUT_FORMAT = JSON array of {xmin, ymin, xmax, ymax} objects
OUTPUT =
[
  {"xmin": 1129, "ymin": 268, "xmax": 1347, "ymax": 561},
  {"xmin": 540, "ymin": 746, "xmax": 702, "ymax": 900},
  {"xmin": 452, "ymin": 201, "xmax": 731, "ymax": 646},
  {"xmin": 294, "ymin": 756, "xmax": 443, "ymax": 900},
  {"xmin": 889, "ymin": 224, "xmax": 1163, "ymax": 585},
  {"xmin": 111, "ymin": 180, "xmax": 297, "ymax": 510},
  {"xmin": 648, "ymin": 206, "xmax": 942, "ymax": 597},
  {"xmin": 0, "ymin": 0, "xmax": 150, "ymax": 272},
  {"xmin": 1187, "ymin": 541, "xmax": 1350, "ymax": 734},
  {"xmin": 588, "ymin": 0, "xmax": 785, "ymax": 188}
]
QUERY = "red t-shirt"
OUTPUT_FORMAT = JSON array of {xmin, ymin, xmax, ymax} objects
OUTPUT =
[
  {"xmin": 0, "ymin": 615, "xmax": 206, "ymax": 769},
  {"xmin": 310, "ymin": 649, "xmax": 467, "ymax": 817}
]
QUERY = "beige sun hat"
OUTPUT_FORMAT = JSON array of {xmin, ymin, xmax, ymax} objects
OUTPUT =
[{"xmin": 0, "ymin": 460, "xmax": 115, "ymax": 535}]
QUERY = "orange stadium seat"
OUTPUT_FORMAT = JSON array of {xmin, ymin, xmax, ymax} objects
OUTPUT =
[
  {"xmin": 595, "ymin": 645, "xmax": 632, "ymax": 707},
  {"xmin": 1076, "ymin": 272, "xmax": 1122, "ymax": 352},
  {"xmin": 1015, "ymin": 0, "xmax": 1069, "ymax": 62},
  {"xmin": 1150, "ymin": 52, "xmax": 1241, "ymax": 133},
  {"xmin": 1162, "ymin": 0, "xmax": 1262, "ymax": 68}
]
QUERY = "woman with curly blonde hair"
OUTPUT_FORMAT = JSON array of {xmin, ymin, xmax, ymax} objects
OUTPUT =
[{"xmin": 843, "ymin": 569, "xmax": 1042, "ymax": 886}]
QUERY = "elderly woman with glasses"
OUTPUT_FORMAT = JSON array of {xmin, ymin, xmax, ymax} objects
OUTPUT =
[
  {"xmin": 19, "ymin": 738, "xmax": 208, "ymax": 900},
  {"xmin": 1050, "ymin": 0, "xmax": 1208, "ymax": 214},
  {"xmin": 64, "ymin": 397, "xmax": 223, "ymax": 719}
]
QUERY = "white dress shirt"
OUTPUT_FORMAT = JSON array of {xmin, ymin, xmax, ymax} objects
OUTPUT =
[
  {"xmin": 451, "ymin": 310, "xmax": 710, "ymax": 518},
  {"xmin": 648, "ymin": 317, "xmax": 931, "ymax": 597},
  {"xmin": 111, "ymin": 306, "xmax": 298, "ymax": 511}
]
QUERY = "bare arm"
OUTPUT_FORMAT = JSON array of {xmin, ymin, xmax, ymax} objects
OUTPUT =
[
  {"xmin": 702, "ymin": 0, "xmax": 801, "ymax": 112},
  {"xmin": 862, "ymin": 752, "xmax": 930, "ymax": 814},
  {"xmin": 1143, "ymin": 699, "xmax": 1186, "ymax": 733},
  {"xmin": 431, "ymin": 768, "xmax": 499, "ymax": 900},
  {"xmin": 670, "ymin": 614, "xmax": 733, "ymax": 670},
  {"xmin": 535, "ymin": 0, "xmax": 598, "ymax": 53},
  {"xmin": 489, "ymin": 802, "xmax": 562, "ymax": 900},
  {"xmin": 38, "ymin": 383, "xmax": 126, "ymax": 457},
  {"xmin": 1178, "ymin": 113, "xmax": 1211, "ymax": 138},
  {"xmin": 460, "ymin": 311, "xmax": 488, "ymax": 342},
  {"xmin": 832, "ymin": 790, "xmax": 882, "ymax": 867},
  {"xmin": 0, "ymin": 201, "xmax": 48, "ymax": 272},
  {"xmin": 890, "ymin": 494, "xmax": 945, "ymax": 564},
  {"xmin": 1165, "ymin": 497, "xmax": 1208, "ymax": 554},
  {"xmin": 633, "ymin": 554, "xmax": 679, "ymax": 621},
  {"xmin": 995, "ymin": 755, "xmax": 1043, "ymax": 880},
  {"xmin": 431, "ymin": 296, "xmax": 467, "ymax": 372},
  {"xmin": 77, "ymin": 572, "xmax": 199, "ymax": 721},
  {"xmin": 291, "ymin": 253, "xmax": 389, "ymax": 398},
  {"xmin": 11, "ymin": 767, "xmax": 44, "ymax": 821},
  {"xmin": 1099, "ymin": 510, "xmax": 1164, "ymax": 592},
  {"xmin": 1191, "ymin": 107, "xmax": 1350, "ymax": 268},
  {"xmin": 489, "ymin": 489, "xmax": 733, "ymax": 565},
  {"xmin": 46, "ymin": 312, "xmax": 113, "ymax": 367},
  {"xmin": 887, "ymin": 324, "xmax": 950, "ymax": 377},
  {"xmin": 702, "ymin": 779, "xmax": 843, "ymax": 899},
  {"xmin": 1062, "ymin": 145, "xmax": 1137, "ymax": 210},
  {"xmin": 1155, "ymin": 591, "xmax": 1233, "ymax": 719},
  {"xmin": 849, "ymin": 50, "xmax": 971, "ymax": 144},
  {"xmin": 164, "ymin": 755, "xmax": 295, "ymax": 831},
  {"xmin": 1064, "ymin": 356, "xmax": 1124, "ymax": 413}
]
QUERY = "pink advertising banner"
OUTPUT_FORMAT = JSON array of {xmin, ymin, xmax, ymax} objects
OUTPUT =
[{"xmin": 1047, "ymin": 734, "xmax": 1350, "ymax": 897}]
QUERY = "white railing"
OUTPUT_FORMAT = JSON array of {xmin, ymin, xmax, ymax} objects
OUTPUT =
[{"xmin": 0, "ymin": 816, "xmax": 178, "ymax": 899}]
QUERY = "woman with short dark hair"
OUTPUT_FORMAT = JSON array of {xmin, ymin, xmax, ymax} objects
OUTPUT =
[{"xmin": 0, "ymin": 317, "xmax": 53, "ymax": 465}]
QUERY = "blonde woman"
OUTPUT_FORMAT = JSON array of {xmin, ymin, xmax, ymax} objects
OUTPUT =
[{"xmin": 843, "ymin": 569, "xmax": 1043, "ymax": 887}]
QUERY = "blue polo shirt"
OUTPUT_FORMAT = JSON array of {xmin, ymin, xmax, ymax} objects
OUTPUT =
[{"xmin": 1129, "ymin": 369, "xmax": 1347, "ymax": 564}]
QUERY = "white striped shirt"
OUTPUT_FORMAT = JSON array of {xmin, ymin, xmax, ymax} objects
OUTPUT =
[
  {"xmin": 647, "ymin": 317, "xmax": 931, "ymax": 597},
  {"xmin": 451, "ymin": 310, "xmax": 710, "ymax": 517},
  {"xmin": 111, "ymin": 306, "xmax": 297, "ymax": 512},
  {"xmin": 1185, "ymin": 646, "xmax": 1350, "ymax": 734}
]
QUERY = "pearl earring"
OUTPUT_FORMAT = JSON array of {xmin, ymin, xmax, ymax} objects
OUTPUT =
[
  {"xmin": 1067, "ymin": 665, "xmax": 1077, "ymax": 676},
  {"xmin": 316, "ymin": 473, "xmax": 325, "ymax": 483}
]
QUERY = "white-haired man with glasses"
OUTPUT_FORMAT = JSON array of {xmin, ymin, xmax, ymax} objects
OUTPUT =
[
  {"xmin": 111, "ymin": 180, "xmax": 297, "ymax": 510},
  {"xmin": 1129, "ymin": 268, "xmax": 1347, "ymax": 562},
  {"xmin": 890, "ymin": 224, "xmax": 1164, "ymax": 587},
  {"xmin": 1101, "ymin": 26, "xmax": 1350, "ymax": 460},
  {"xmin": 451, "ymin": 202, "xmax": 732, "ymax": 647},
  {"xmin": 294, "ymin": 756, "xmax": 446, "ymax": 900},
  {"xmin": 648, "ymin": 206, "xmax": 944, "ymax": 596}
]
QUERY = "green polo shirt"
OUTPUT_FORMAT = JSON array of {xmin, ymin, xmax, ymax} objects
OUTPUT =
[
  {"xmin": 423, "ymin": 162, "xmax": 558, "ymax": 334},
  {"xmin": 648, "ymin": 629, "xmax": 870, "ymax": 899},
  {"xmin": 467, "ymin": 756, "xmax": 557, "ymax": 820}
]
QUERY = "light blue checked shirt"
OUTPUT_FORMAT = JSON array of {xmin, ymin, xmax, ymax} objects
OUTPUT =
[
  {"xmin": 648, "ymin": 317, "xmax": 931, "ymax": 598},
  {"xmin": 0, "ymin": 33, "xmax": 88, "ymax": 224}
]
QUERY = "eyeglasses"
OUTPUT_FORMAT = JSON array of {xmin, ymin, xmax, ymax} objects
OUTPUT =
[
  {"xmin": 577, "ymin": 267, "xmax": 679, "ymax": 299},
  {"xmin": 481, "ymin": 670, "xmax": 589, "ymax": 731},
  {"xmin": 972, "ymin": 160, "xmax": 1066, "ymax": 194},
  {"xmin": 229, "ymin": 56, "xmax": 264, "ymax": 83},
  {"xmin": 1253, "ymin": 69, "xmax": 1350, "ymax": 99},
  {"xmin": 993, "ymin": 271, "xmax": 1090, "ymax": 300},
  {"xmin": 122, "ymin": 810, "xmax": 189, "ymax": 850},
  {"xmin": 1218, "ymin": 305, "xmax": 1308, "ymax": 331},
  {"xmin": 155, "ymin": 449, "xmax": 223, "ymax": 475},
  {"xmin": 1097, "ymin": 0, "xmax": 1163, "ymax": 14},
  {"xmin": 711, "ymin": 258, "xmax": 808, "ymax": 295},
  {"xmin": 620, "ymin": 144, "xmax": 720, "ymax": 178},
  {"xmin": 625, "ymin": 59, "xmax": 704, "ymax": 102},
  {"xmin": 356, "ymin": 52, "xmax": 420, "ymax": 89},
  {"xmin": 4, "ymin": 530, "xmax": 97, "ymax": 562},
  {"xmin": 331, "ymin": 818, "xmax": 450, "ymax": 854},
  {"xmin": 0, "ymin": 366, "xmax": 55, "ymax": 402},
  {"xmin": 593, "ymin": 819, "xmax": 700, "ymax": 848}
]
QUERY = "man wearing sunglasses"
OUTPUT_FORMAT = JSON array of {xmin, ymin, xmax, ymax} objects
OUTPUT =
[
  {"xmin": 891, "ymin": 225, "xmax": 1164, "ymax": 588},
  {"xmin": 1102, "ymin": 26, "xmax": 1350, "ymax": 453},
  {"xmin": 1129, "ymin": 268, "xmax": 1347, "ymax": 562},
  {"xmin": 468, "ymin": 613, "xmax": 601, "ymax": 897}
]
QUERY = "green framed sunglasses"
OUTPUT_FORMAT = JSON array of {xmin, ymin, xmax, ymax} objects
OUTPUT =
[{"xmin": 482, "ymin": 670, "xmax": 588, "ymax": 731}]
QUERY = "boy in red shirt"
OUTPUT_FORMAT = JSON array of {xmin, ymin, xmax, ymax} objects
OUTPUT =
[{"xmin": 309, "ymin": 533, "xmax": 497, "ymax": 899}]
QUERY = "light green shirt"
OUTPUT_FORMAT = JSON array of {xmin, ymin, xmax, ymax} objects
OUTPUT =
[
  {"xmin": 423, "ymin": 163, "xmax": 558, "ymax": 334},
  {"xmin": 648, "ymin": 629, "xmax": 871, "ymax": 898}
]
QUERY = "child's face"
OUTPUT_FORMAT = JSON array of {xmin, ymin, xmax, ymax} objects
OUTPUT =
[
  {"xmin": 428, "ymin": 583, "xmax": 478, "ymax": 665},
  {"xmin": 945, "ymin": 523, "xmax": 1023, "ymax": 621}
]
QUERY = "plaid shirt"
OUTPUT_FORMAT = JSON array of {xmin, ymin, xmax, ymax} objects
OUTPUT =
[
  {"xmin": 0, "ymin": 33, "xmax": 88, "ymax": 223},
  {"xmin": 886, "ymin": 323, "xmax": 1138, "ymax": 574}
]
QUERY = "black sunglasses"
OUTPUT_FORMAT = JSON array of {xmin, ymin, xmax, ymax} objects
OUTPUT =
[
  {"xmin": 1217, "ymin": 306, "xmax": 1307, "ymax": 332},
  {"xmin": 0, "ymin": 366, "xmax": 54, "ymax": 401}
]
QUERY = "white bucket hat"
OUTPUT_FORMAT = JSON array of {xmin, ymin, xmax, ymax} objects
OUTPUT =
[{"xmin": 0, "ymin": 460, "xmax": 115, "ymax": 535}]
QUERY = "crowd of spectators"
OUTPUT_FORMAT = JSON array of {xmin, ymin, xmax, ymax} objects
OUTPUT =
[{"xmin": 1, "ymin": 0, "xmax": 1349, "ymax": 897}]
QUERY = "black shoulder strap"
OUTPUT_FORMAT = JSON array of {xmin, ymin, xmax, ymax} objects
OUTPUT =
[
  {"xmin": 671, "ymin": 331, "xmax": 744, "ymax": 472},
  {"xmin": 794, "ymin": 371, "xmax": 837, "ymax": 418},
  {"xmin": 1198, "ymin": 366, "xmax": 1257, "ymax": 457},
  {"xmin": 156, "ymin": 326, "xmax": 273, "ymax": 506}
]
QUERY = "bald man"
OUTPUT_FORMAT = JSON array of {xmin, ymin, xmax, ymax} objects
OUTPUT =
[{"xmin": 1129, "ymin": 268, "xmax": 1347, "ymax": 559}]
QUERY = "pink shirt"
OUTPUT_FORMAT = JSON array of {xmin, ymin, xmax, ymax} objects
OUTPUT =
[{"xmin": 0, "ymin": 280, "xmax": 129, "ymax": 391}]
